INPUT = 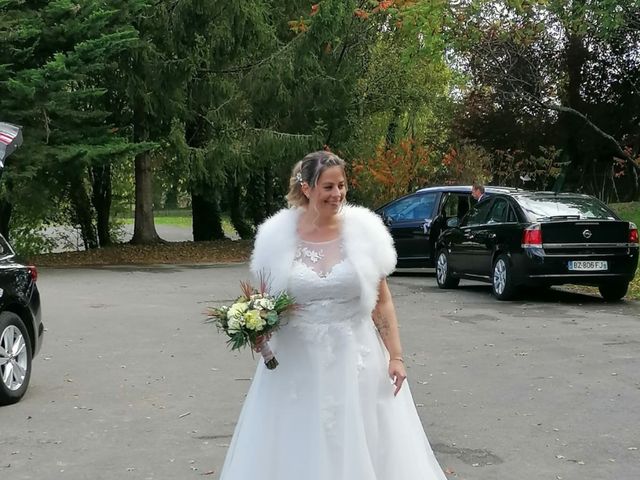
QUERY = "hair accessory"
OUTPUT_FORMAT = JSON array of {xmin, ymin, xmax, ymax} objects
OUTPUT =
[{"xmin": 295, "ymin": 172, "xmax": 303, "ymax": 184}]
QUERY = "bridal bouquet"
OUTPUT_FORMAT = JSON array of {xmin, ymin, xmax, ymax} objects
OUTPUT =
[{"xmin": 207, "ymin": 278, "xmax": 295, "ymax": 370}]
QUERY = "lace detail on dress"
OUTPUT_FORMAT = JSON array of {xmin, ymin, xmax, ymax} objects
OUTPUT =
[{"xmin": 294, "ymin": 237, "xmax": 344, "ymax": 278}]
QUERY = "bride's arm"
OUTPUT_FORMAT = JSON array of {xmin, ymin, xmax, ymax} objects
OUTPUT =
[{"xmin": 372, "ymin": 278, "xmax": 407, "ymax": 396}]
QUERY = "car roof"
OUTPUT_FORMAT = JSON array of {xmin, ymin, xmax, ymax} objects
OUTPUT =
[
  {"xmin": 507, "ymin": 191, "xmax": 599, "ymax": 200},
  {"xmin": 414, "ymin": 185, "xmax": 522, "ymax": 194},
  {"xmin": 414, "ymin": 186, "xmax": 601, "ymax": 200}
]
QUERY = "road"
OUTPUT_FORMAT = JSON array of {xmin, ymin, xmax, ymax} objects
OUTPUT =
[{"xmin": 1, "ymin": 265, "xmax": 639, "ymax": 480}]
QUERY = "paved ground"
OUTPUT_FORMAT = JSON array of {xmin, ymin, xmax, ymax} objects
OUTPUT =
[{"xmin": 1, "ymin": 265, "xmax": 639, "ymax": 480}]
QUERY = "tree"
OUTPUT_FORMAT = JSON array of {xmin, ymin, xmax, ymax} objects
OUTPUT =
[
  {"xmin": 448, "ymin": 0, "xmax": 640, "ymax": 199},
  {"xmin": 0, "ymin": 0, "xmax": 148, "ymax": 248}
]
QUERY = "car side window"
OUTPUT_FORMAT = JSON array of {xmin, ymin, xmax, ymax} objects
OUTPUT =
[
  {"xmin": 464, "ymin": 200, "xmax": 493, "ymax": 226},
  {"xmin": 441, "ymin": 193, "xmax": 470, "ymax": 220},
  {"xmin": 487, "ymin": 198, "xmax": 510, "ymax": 224},
  {"xmin": 384, "ymin": 193, "xmax": 437, "ymax": 222}
]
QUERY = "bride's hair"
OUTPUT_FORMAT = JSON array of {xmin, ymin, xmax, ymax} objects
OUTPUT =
[{"xmin": 286, "ymin": 151, "xmax": 347, "ymax": 208}]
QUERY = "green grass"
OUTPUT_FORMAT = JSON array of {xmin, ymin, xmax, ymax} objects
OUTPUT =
[
  {"xmin": 118, "ymin": 210, "xmax": 236, "ymax": 236},
  {"xmin": 121, "ymin": 216, "xmax": 191, "ymax": 227},
  {"xmin": 610, "ymin": 201, "xmax": 640, "ymax": 228},
  {"xmin": 610, "ymin": 201, "xmax": 640, "ymax": 300}
]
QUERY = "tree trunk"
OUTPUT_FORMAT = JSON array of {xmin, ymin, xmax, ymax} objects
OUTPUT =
[
  {"xmin": 192, "ymin": 189, "xmax": 225, "ymax": 241},
  {"xmin": 91, "ymin": 163, "xmax": 112, "ymax": 247},
  {"xmin": 69, "ymin": 174, "xmax": 98, "ymax": 250},
  {"xmin": 563, "ymin": 27, "xmax": 589, "ymax": 190},
  {"xmin": 131, "ymin": 100, "xmax": 162, "ymax": 245},
  {"xmin": 131, "ymin": 151, "xmax": 162, "ymax": 244},
  {"xmin": 250, "ymin": 166, "xmax": 276, "ymax": 225},
  {"xmin": 385, "ymin": 106, "xmax": 401, "ymax": 150},
  {"xmin": 229, "ymin": 181, "xmax": 253, "ymax": 239},
  {"xmin": 264, "ymin": 166, "xmax": 277, "ymax": 215},
  {"xmin": 0, "ymin": 198, "xmax": 12, "ymax": 240}
]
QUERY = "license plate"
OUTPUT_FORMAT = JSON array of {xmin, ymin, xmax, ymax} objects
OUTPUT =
[{"xmin": 568, "ymin": 260, "xmax": 608, "ymax": 271}]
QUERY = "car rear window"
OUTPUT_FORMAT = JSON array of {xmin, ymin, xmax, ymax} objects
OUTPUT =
[
  {"xmin": 0, "ymin": 235, "xmax": 14, "ymax": 257},
  {"xmin": 517, "ymin": 196, "xmax": 617, "ymax": 221}
]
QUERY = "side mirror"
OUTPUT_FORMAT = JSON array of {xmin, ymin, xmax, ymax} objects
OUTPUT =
[
  {"xmin": 446, "ymin": 217, "xmax": 459, "ymax": 228},
  {"xmin": 382, "ymin": 213, "xmax": 393, "ymax": 226}
]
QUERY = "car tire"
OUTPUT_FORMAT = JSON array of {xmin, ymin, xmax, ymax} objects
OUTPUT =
[
  {"xmin": 0, "ymin": 312, "xmax": 33, "ymax": 405},
  {"xmin": 492, "ymin": 254, "xmax": 517, "ymax": 301},
  {"xmin": 598, "ymin": 282, "xmax": 629, "ymax": 302},
  {"xmin": 436, "ymin": 250, "xmax": 460, "ymax": 289}
]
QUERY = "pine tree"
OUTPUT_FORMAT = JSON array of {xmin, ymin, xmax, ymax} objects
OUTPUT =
[{"xmin": 0, "ymin": 0, "xmax": 150, "ymax": 247}]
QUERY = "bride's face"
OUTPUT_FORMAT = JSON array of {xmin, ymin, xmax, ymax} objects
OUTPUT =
[{"xmin": 306, "ymin": 166, "xmax": 346, "ymax": 216}]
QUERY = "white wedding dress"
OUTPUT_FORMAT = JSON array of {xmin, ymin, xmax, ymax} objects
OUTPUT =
[{"xmin": 219, "ymin": 238, "xmax": 447, "ymax": 480}]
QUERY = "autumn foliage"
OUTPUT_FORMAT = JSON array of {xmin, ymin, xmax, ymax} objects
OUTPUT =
[
  {"xmin": 350, "ymin": 140, "xmax": 495, "ymax": 208},
  {"xmin": 291, "ymin": 1, "xmax": 417, "ymax": 33},
  {"xmin": 350, "ymin": 140, "xmax": 433, "ymax": 207}
]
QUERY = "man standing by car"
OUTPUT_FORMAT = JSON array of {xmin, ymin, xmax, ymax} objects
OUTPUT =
[{"xmin": 472, "ymin": 183, "xmax": 486, "ymax": 202}]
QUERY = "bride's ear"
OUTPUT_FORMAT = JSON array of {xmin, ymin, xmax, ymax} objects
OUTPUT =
[{"xmin": 301, "ymin": 182, "xmax": 310, "ymax": 199}]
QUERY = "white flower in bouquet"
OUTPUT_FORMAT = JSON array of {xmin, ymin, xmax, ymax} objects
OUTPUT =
[
  {"xmin": 227, "ymin": 316, "xmax": 244, "ymax": 333},
  {"xmin": 254, "ymin": 297, "xmax": 275, "ymax": 311},
  {"xmin": 244, "ymin": 310, "xmax": 266, "ymax": 331},
  {"xmin": 228, "ymin": 302, "xmax": 248, "ymax": 320}
]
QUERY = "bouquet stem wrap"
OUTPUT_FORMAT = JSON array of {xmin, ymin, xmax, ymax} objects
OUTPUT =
[{"xmin": 260, "ymin": 341, "xmax": 279, "ymax": 370}]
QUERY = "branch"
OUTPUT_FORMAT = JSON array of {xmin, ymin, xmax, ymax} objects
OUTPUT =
[
  {"xmin": 471, "ymin": 33, "xmax": 639, "ymax": 173},
  {"xmin": 202, "ymin": 39, "xmax": 298, "ymax": 76},
  {"xmin": 537, "ymin": 100, "xmax": 640, "ymax": 171},
  {"xmin": 249, "ymin": 128, "xmax": 314, "ymax": 141}
]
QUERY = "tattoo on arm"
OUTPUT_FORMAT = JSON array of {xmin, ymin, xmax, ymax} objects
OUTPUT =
[{"xmin": 373, "ymin": 311, "xmax": 390, "ymax": 337}]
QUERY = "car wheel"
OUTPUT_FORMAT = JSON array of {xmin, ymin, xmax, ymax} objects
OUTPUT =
[
  {"xmin": 598, "ymin": 282, "xmax": 629, "ymax": 302},
  {"xmin": 0, "ymin": 312, "xmax": 33, "ymax": 405},
  {"xmin": 492, "ymin": 254, "xmax": 517, "ymax": 301},
  {"xmin": 436, "ymin": 250, "xmax": 460, "ymax": 289}
]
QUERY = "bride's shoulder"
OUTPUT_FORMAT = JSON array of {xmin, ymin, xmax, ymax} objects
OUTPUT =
[
  {"xmin": 255, "ymin": 208, "xmax": 299, "ymax": 243},
  {"xmin": 342, "ymin": 204, "xmax": 396, "ymax": 275},
  {"xmin": 342, "ymin": 204, "xmax": 386, "ymax": 233}
]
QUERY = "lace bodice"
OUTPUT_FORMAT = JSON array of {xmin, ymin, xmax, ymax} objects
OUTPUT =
[
  {"xmin": 293, "ymin": 237, "xmax": 344, "ymax": 278},
  {"xmin": 288, "ymin": 237, "xmax": 362, "ymax": 325}
]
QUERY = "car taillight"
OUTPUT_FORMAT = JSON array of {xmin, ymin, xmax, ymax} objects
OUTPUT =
[
  {"xmin": 522, "ymin": 225, "xmax": 543, "ymax": 246},
  {"xmin": 27, "ymin": 265, "xmax": 38, "ymax": 282},
  {"xmin": 630, "ymin": 223, "xmax": 639, "ymax": 244}
]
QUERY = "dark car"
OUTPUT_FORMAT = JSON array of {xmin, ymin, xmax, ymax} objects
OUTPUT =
[
  {"xmin": 435, "ymin": 191, "xmax": 639, "ymax": 301},
  {"xmin": 0, "ymin": 234, "xmax": 43, "ymax": 405},
  {"xmin": 376, "ymin": 185, "xmax": 518, "ymax": 267}
]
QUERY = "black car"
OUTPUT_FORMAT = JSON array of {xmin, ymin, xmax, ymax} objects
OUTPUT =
[
  {"xmin": 0, "ymin": 234, "xmax": 43, "ymax": 405},
  {"xmin": 435, "ymin": 191, "xmax": 639, "ymax": 301},
  {"xmin": 376, "ymin": 185, "xmax": 518, "ymax": 267}
]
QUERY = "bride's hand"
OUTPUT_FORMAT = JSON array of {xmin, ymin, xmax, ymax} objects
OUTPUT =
[{"xmin": 389, "ymin": 359, "xmax": 407, "ymax": 396}]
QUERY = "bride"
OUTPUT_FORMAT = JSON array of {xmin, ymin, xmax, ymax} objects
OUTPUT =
[{"xmin": 218, "ymin": 151, "xmax": 448, "ymax": 479}]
